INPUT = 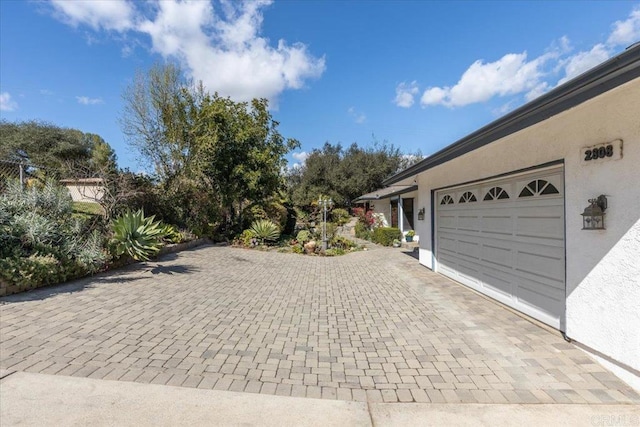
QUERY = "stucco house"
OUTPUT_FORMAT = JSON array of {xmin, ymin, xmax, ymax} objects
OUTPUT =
[
  {"xmin": 383, "ymin": 43, "xmax": 640, "ymax": 388},
  {"xmin": 353, "ymin": 185, "xmax": 418, "ymax": 241},
  {"xmin": 60, "ymin": 178, "xmax": 105, "ymax": 203}
]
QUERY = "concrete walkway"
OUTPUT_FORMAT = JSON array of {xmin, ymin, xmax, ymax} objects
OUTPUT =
[
  {"xmin": 2, "ymin": 371, "xmax": 638, "ymax": 426},
  {"xmin": 1, "ymin": 244, "xmax": 639, "ymax": 423}
]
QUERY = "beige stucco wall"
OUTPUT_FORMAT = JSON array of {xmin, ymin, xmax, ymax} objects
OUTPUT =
[
  {"xmin": 65, "ymin": 184, "xmax": 104, "ymax": 203},
  {"xmin": 414, "ymin": 77, "xmax": 640, "ymax": 375}
]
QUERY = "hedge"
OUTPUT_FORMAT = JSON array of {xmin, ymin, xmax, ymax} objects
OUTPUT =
[{"xmin": 372, "ymin": 227, "xmax": 402, "ymax": 246}]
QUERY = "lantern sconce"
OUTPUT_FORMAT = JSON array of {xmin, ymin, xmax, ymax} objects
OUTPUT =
[
  {"xmin": 581, "ymin": 195, "xmax": 607, "ymax": 230},
  {"xmin": 417, "ymin": 207, "xmax": 425, "ymax": 221}
]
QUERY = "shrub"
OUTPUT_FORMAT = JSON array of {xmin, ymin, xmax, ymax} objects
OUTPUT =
[
  {"xmin": 355, "ymin": 221, "xmax": 370, "ymax": 240},
  {"xmin": 296, "ymin": 230, "xmax": 311, "ymax": 244},
  {"xmin": 406, "ymin": 230, "xmax": 416, "ymax": 237},
  {"xmin": 331, "ymin": 236, "xmax": 358, "ymax": 250},
  {"xmin": 249, "ymin": 219, "xmax": 280, "ymax": 245},
  {"xmin": 242, "ymin": 201, "xmax": 289, "ymax": 233},
  {"xmin": 0, "ymin": 254, "xmax": 60, "ymax": 287},
  {"xmin": 235, "ymin": 229, "xmax": 256, "ymax": 247},
  {"xmin": 324, "ymin": 248, "xmax": 346, "ymax": 257},
  {"xmin": 111, "ymin": 209, "xmax": 166, "ymax": 261},
  {"xmin": 161, "ymin": 224, "xmax": 185, "ymax": 244},
  {"xmin": 318, "ymin": 222, "xmax": 338, "ymax": 241},
  {"xmin": 372, "ymin": 227, "xmax": 402, "ymax": 246},
  {"xmin": 0, "ymin": 180, "xmax": 109, "ymax": 287},
  {"xmin": 331, "ymin": 208, "xmax": 350, "ymax": 226},
  {"xmin": 351, "ymin": 207, "xmax": 364, "ymax": 218}
]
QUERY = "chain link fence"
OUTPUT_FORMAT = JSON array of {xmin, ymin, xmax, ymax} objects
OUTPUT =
[
  {"xmin": 0, "ymin": 160, "xmax": 27, "ymax": 193},
  {"xmin": 0, "ymin": 160, "xmax": 62, "ymax": 194}
]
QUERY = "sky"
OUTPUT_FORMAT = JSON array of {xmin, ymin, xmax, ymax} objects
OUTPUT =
[{"xmin": 1, "ymin": 1, "xmax": 639, "ymax": 172}]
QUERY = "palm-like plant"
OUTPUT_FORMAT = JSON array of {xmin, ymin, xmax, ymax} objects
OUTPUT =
[
  {"xmin": 111, "ymin": 209, "xmax": 166, "ymax": 261},
  {"xmin": 249, "ymin": 219, "xmax": 280, "ymax": 245}
]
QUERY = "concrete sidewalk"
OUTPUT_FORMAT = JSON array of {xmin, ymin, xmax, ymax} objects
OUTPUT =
[{"xmin": 1, "ymin": 371, "xmax": 638, "ymax": 427}]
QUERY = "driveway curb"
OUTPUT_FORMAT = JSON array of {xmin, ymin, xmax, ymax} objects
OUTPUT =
[{"xmin": 1, "ymin": 372, "xmax": 638, "ymax": 426}]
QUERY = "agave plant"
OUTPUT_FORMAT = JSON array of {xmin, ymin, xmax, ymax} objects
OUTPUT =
[
  {"xmin": 111, "ymin": 209, "xmax": 166, "ymax": 261},
  {"xmin": 249, "ymin": 219, "xmax": 280, "ymax": 245}
]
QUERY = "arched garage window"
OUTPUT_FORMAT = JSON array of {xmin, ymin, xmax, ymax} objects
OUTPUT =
[
  {"xmin": 440, "ymin": 195, "xmax": 454, "ymax": 205},
  {"xmin": 483, "ymin": 187, "xmax": 509, "ymax": 201},
  {"xmin": 519, "ymin": 179, "xmax": 559, "ymax": 197},
  {"xmin": 459, "ymin": 191, "xmax": 477, "ymax": 203}
]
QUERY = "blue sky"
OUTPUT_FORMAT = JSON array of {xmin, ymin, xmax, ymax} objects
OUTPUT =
[{"xmin": 1, "ymin": 1, "xmax": 639, "ymax": 172}]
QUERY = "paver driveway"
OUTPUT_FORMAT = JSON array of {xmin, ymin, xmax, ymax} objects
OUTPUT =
[{"xmin": 1, "ymin": 244, "xmax": 638, "ymax": 404}]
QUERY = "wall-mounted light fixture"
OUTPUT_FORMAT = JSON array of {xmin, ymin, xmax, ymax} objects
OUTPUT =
[
  {"xmin": 581, "ymin": 195, "xmax": 607, "ymax": 230},
  {"xmin": 417, "ymin": 207, "xmax": 425, "ymax": 221}
]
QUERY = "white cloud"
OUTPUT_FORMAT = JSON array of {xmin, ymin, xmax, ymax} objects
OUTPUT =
[
  {"xmin": 525, "ymin": 82, "xmax": 550, "ymax": 101},
  {"xmin": 557, "ymin": 44, "xmax": 611, "ymax": 85},
  {"xmin": 291, "ymin": 151, "xmax": 310, "ymax": 169},
  {"xmin": 292, "ymin": 151, "xmax": 310, "ymax": 163},
  {"xmin": 40, "ymin": 89, "xmax": 54, "ymax": 96},
  {"xmin": 76, "ymin": 96, "xmax": 104, "ymax": 105},
  {"xmin": 50, "ymin": 0, "xmax": 135, "ymax": 31},
  {"xmin": 554, "ymin": 8, "xmax": 640, "ymax": 87},
  {"xmin": 347, "ymin": 107, "xmax": 366, "ymax": 124},
  {"xmin": 0, "ymin": 92, "xmax": 18, "ymax": 111},
  {"xmin": 492, "ymin": 100, "xmax": 518, "ymax": 116},
  {"xmin": 420, "ymin": 86, "xmax": 449, "ymax": 106},
  {"xmin": 420, "ymin": 51, "xmax": 556, "ymax": 108},
  {"xmin": 49, "ymin": 0, "xmax": 325, "ymax": 104},
  {"xmin": 394, "ymin": 81, "xmax": 419, "ymax": 108},
  {"xmin": 607, "ymin": 8, "xmax": 640, "ymax": 46}
]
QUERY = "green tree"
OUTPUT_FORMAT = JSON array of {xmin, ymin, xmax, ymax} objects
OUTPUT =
[
  {"xmin": 0, "ymin": 120, "xmax": 117, "ymax": 178},
  {"xmin": 120, "ymin": 62, "xmax": 197, "ymax": 181},
  {"xmin": 288, "ymin": 141, "xmax": 421, "ymax": 209},
  {"xmin": 120, "ymin": 63, "xmax": 298, "ymax": 236},
  {"xmin": 193, "ymin": 95, "xmax": 299, "ymax": 230},
  {"xmin": 85, "ymin": 133, "xmax": 117, "ymax": 175}
]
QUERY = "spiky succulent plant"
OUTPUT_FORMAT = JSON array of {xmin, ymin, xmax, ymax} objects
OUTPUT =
[
  {"xmin": 111, "ymin": 209, "xmax": 166, "ymax": 261},
  {"xmin": 249, "ymin": 219, "xmax": 280, "ymax": 245}
]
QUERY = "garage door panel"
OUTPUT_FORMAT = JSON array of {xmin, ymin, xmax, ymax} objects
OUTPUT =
[
  {"xmin": 458, "ymin": 214, "xmax": 480, "ymax": 231},
  {"xmin": 515, "ymin": 209, "xmax": 564, "ymax": 239},
  {"xmin": 483, "ymin": 270, "xmax": 514, "ymax": 298},
  {"xmin": 438, "ymin": 257, "xmax": 461, "ymax": 278},
  {"xmin": 456, "ymin": 260, "xmax": 483, "ymax": 286},
  {"xmin": 438, "ymin": 214, "xmax": 457, "ymax": 229},
  {"xmin": 438, "ymin": 235, "xmax": 457, "ymax": 253},
  {"xmin": 457, "ymin": 239, "xmax": 481, "ymax": 260},
  {"xmin": 517, "ymin": 284, "xmax": 564, "ymax": 315},
  {"xmin": 515, "ymin": 248, "xmax": 564, "ymax": 284},
  {"xmin": 435, "ymin": 167, "xmax": 565, "ymax": 330},
  {"xmin": 481, "ymin": 215, "xmax": 512, "ymax": 234},
  {"xmin": 481, "ymin": 243, "xmax": 513, "ymax": 270},
  {"xmin": 518, "ymin": 276, "xmax": 564, "ymax": 300}
]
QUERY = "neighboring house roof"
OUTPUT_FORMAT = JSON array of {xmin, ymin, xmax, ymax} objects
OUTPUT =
[
  {"xmin": 60, "ymin": 178, "xmax": 104, "ymax": 184},
  {"xmin": 384, "ymin": 42, "xmax": 640, "ymax": 186},
  {"xmin": 354, "ymin": 185, "xmax": 418, "ymax": 202}
]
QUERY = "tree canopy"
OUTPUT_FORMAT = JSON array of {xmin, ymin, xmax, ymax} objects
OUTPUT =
[
  {"xmin": 0, "ymin": 119, "xmax": 117, "ymax": 178},
  {"xmin": 288, "ymin": 141, "xmax": 422, "ymax": 209},
  {"xmin": 120, "ymin": 63, "xmax": 299, "ymax": 235}
]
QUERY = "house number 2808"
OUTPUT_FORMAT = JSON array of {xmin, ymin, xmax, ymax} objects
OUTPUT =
[{"xmin": 584, "ymin": 145, "xmax": 614, "ymax": 161}]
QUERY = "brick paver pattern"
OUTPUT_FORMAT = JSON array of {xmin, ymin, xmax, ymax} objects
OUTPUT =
[{"xmin": 1, "ymin": 245, "xmax": 638, "ymax": 404}]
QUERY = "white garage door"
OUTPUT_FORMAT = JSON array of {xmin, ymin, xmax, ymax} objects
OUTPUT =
[{"xmin": 435, "ymin": 167, "xmax": 565, "ymax": 329}]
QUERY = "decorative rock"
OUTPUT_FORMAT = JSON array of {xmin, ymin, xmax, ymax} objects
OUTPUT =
[{"xmin": 304, "ymin": 240, "xmax": 317, "ymax": 254}]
